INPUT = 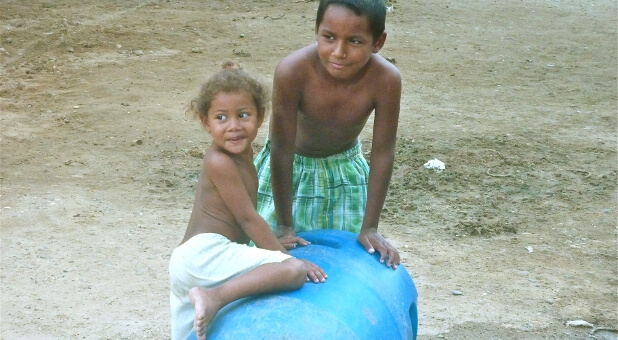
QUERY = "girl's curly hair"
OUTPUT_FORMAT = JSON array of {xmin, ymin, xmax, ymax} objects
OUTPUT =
[{"xmin": 188, "ymin": 61, "xmax": 270, "ymax": 121}]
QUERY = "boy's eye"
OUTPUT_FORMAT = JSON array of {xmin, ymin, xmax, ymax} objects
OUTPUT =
[
  {"xmin": 239, "ymin": 112, "xmax": 250, "ymax": 118},
  {"xmin": 215, "ymin": 114, "xmax": 227, "ymax": 120}
]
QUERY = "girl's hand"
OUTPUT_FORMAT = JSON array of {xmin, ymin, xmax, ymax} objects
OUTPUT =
[{"xmin": 301, "ymin": 259, "xmax": 327, "ymax": 283}]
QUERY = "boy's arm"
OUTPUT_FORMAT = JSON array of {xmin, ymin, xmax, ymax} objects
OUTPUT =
[
  {"xmin": 358, "ymin": 65, "xmax": 402, "ymax": 269},
  {"xmin": 269, "ymin": 58, "xmax": 300, "ymax": 234}
]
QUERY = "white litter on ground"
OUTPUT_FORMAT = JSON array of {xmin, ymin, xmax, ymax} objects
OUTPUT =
[{"xmin": 424, "ymin": 158, "xmax": 445, "ymax": 172}]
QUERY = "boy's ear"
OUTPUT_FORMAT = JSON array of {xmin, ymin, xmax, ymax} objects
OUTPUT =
[{"xmin": 372, "ymin": 32, "xmax": 387, "ymax": 53}]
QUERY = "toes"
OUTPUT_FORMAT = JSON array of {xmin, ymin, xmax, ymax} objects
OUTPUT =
[{"xmin": 195, "ymin": 324, "xmax": 206, "ymax": 340}]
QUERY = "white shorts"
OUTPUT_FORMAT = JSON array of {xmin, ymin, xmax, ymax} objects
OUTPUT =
[{"xmin": 169, "ymin": 233, "xmax": 291, "ymax": 340}]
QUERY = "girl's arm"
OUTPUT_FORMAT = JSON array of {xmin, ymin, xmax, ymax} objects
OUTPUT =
[{"xmin": 207, "ymin": 152, "xmax": 287, "ymax": 253}]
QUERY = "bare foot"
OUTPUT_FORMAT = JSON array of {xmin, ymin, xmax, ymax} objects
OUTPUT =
[{"xmin": 189, "ymin": 287, "xmax": 221, "ymax": 340}]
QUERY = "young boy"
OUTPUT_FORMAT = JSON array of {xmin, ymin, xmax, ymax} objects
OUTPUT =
[
  {"xmin": 169, "ymin": 63, "xmax": 326, "ymax": 340},
  {"xmin": 255, "ymin": 0, "xmax": 401, "ymax": 269}
]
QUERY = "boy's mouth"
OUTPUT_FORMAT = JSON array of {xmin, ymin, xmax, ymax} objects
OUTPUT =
[{"xmin": 330, "ymin": 62, "xmax": 345, "ymax": 70}]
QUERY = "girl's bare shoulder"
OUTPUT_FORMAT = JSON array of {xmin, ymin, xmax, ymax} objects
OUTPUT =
[{"xmin": 202, "ymin": 148, "xmax": 237, "ymax": 176}]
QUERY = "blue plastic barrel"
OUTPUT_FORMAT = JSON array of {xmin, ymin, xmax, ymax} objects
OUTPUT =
[{"xmin": 186, "ymin": 230, "xmax": 418, "ymax": 340}]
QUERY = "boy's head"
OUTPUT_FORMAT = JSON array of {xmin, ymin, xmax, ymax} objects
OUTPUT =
[
  {"xmin": 314, "ymin": 0, "xmax": 387, "ymax": 80},
  {"xmin": 189, "ymin": 61, "xmax": 269, "ymax": 125},
  {"xmin": 316, "ymin": 0, "xmax": 387, "ymax": 42}
]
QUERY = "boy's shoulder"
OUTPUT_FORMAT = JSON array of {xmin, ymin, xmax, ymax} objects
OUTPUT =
[
  {"xmin": 367, "ymin": 53, "xmax": 401, "ymax": 82},
  {"xmin": 275, "ymin": 44, "xmax": 317, "ymax": 76},
  {"xmin": 275, "ymin": 44, "xmax": 400, "ymax": 90}
]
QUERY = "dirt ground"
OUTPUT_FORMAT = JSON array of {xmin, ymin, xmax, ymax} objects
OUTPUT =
[{"xmin": 1, "ymin": 0, "xmax": 616, "ymax": 339}]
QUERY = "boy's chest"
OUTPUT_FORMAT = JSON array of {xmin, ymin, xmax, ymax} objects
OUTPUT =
[{"xmin": 301, "ymin": 82, "xmax": 375, "ymax": 124}]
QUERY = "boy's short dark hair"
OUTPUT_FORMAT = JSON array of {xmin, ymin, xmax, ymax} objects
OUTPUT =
[{"xmin": 316, "ymin": 0, "xmax": 387, "ymax": 41}]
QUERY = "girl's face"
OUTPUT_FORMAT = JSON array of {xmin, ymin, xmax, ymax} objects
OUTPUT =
[
  {"xmin": 315, "ymin": 4, "xmax": 386, "ymax": 80},
  {"xmin": 202, "ymin": 90, "xmax": 263, "ymax": 155}
]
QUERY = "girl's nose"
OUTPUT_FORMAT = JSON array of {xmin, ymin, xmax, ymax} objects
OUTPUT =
[{"xmin": 228, "ymin": 117, "xmax": 241, "ymax": 130}]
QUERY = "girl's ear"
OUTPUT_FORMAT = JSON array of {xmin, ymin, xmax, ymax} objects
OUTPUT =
[
  {"xmin": 372, "ymin": 32, "xmax": 387, "ymax": 53},
  {"xmin": 200, "ymin": 115, "xmax": 211, "ymax": 132},
  {"xmin": 257, "ymin": 108, "xmax": 266, "ymax": 128}
]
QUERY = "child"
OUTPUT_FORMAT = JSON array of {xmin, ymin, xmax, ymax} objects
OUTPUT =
[
  {"xmin": 169, "ymin": 62, "xmax": 326, "ymax": 340},
  {"xmin": 255, "ymin": 0, "xmax": 401, "ymax": 269}
]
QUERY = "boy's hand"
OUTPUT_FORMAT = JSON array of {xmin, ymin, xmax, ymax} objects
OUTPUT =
[
  {"xmin": 278, "ymin": 235, "xmax": 311, "ymax": 249},
  {"xmin": 301, "ymin": 259, "xmax": 327, "ymax": 283},
  {"xmin": 358, "ymin": 228, "xmax": 401, "ymax": 270},
  {"xmin": 275, "ymin": 224, "xmax": 311, "ymax": 250}
]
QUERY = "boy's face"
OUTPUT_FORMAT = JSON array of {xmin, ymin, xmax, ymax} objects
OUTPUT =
[
  {"xmin": 315, "ymin": 4, "xmax": 386, "ymax": 80},
  {"xmin": 202, "ymin": 90, "xmax": 263, "ymax": 155}
]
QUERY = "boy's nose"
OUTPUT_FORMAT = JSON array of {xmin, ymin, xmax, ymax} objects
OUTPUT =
[{"xmin": 332, "ymin": 42, "xmax": 347, "ymax": 58}]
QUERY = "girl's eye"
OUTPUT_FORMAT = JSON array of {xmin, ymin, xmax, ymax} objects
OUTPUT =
[
  {"xmin": 239, "ymin": 112, "xmax": 250, "ymax": 118},
  {"xmin": 216, "ymin": 114, "xmax": 227, "ymax": 120}
]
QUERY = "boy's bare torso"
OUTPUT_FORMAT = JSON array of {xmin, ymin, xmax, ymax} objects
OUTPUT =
[{"xmin": 285, "ymin": 44, "xmax": 394, "ymax": 157}]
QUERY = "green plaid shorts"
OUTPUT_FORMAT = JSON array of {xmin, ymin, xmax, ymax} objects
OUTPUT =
[{"xmin": 254, "ymin": 139, "xmax": 369, "ymax": 233}]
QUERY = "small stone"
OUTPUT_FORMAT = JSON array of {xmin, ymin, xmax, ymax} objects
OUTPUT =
[
  {"xmin": 189, "ymin": 148, "xmax": 204, "ymax": 158},
  {"xmin": 452, "ymin": 290, "xmax": 463, "ymax": 296}
]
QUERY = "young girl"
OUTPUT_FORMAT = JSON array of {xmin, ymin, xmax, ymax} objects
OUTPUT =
[{"xmin": 169, "ymin": 62, "xmax": 326, "ymax": 340}]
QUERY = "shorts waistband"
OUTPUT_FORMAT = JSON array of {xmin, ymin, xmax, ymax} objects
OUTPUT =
[{"xmin": 263, "ymin": 139, "xmax": 363, "ymax": 161}]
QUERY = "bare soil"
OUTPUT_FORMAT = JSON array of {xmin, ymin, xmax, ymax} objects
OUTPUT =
[{"xmin": 1, "ymin": 1, "xmax": 616, "ymax": 339}]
